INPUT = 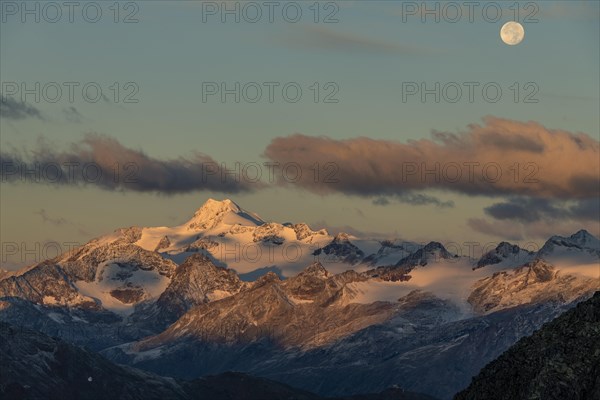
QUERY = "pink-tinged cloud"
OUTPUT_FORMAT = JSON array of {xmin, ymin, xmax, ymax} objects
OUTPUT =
[{"xmin": 263, "ymin": 116, "xmax": 599, "ymax": 199}]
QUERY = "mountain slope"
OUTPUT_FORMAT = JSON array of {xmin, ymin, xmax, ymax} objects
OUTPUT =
[
  {"xmin": 121, "ymin": 262, "xmax": 394, "ymax": 352},
  {"xmin": 149, "ymin": 254, "xmax": 246, "ymax": 325},
  {"xmin": 0, "ymin": 322, "xmax": 437, "ymax": 400},
  {"xmin": 468, "ymin": 259, "xmax": 599, "ymax": 314},
  {"xmin": 0, "ymin": 321, "xmax": 187, "ymax": 400},
  {"xmin": 102, "ymin": 291, "xmax": 576, "ymax": 400},
  {"xmin": 454, "ymin": 291, "xmax": 600, "ymax": 400}
]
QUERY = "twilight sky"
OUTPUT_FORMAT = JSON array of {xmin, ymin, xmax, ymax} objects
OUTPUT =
[{"xmin": 1, "ymin": 0, "xmax": 599, "ymax": 270}]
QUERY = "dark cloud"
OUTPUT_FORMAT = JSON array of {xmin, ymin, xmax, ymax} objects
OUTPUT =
[
  {"xmin": 63, "ymin": 106, "xmax": 83, "ymax": 123},
  {"xmin": 373, "ymin": 194, "xmax": 454, "ymax": 208},
  {"xmin": 569, "ymin": 198, "xmax": 600, "ymax": 221},
  {"xmin": 1, "ymin": 134, "xmax": 258, "ymax": 194},
  {"xmin": 0, "ymin": 96, "xmax": 43, "ymax": 120},
  {"xmin": 397, "ymin": 193, "xmax": 454, "ymax": 208},
  {"xmin": 33, "ymin": 209, "xmax": 92, "ymax": 236},
  {"xmin": 263, "ymin": 116, "xmax": 600, "ymax": 199},
  {"xmin": 472, "ymin": 196, "xmax": 600, "ymax": 241},
  {"xmin": 372, "ymin": 197, "xmax": 390, "ymax": 206},
  {"xmin": 34, "ymin": 209, "xmax": 68, "ymax": 226},
  {"xmin": 485, "ymin": 198, "xmax": 599, "ymax": 223}
]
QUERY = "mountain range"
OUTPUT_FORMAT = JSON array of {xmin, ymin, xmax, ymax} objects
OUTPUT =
[{"xmin": 1, "ymin": 198, "xmax": 598, "ymax": 399}]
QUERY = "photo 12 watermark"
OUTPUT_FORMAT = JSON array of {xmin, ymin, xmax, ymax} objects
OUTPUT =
[
  {"xmin": 1, "ymin": 1, "xmax": 140, "ymax": 23},
  {"xmin": 180, "ymin": 161, "xmax": 340, "ymax": 184},
  {"xmin": 401, "ymin": 81, "xmax": 539, "ymax": 104},
  {"xmin": 389, "ymin": 161, "xmax": 540, "ymax": 184},
  {"xmin": 399, "ymin": 1, "xmax": 539, "ymax": 24},
  {"xmin": 1, "ymin": 161, "xmax": 140, "ymax": 185},
  {"xmin": 1, "ymin": 241, "xmax": 82, "ymax": 265},
  {"xmin": 201, "ymin": 1, "xmax": 339, "ymax": 23},
  {"xmin": 0, "ymin": 161, "xmax": 340, "ymax": 186},
  {"xmin": 202, "ymin": 81, "xmax": 340, "ymax": 103},
  {"xmin": 1, "ymin": 82, "xmax": 140, "ymax": 104}
]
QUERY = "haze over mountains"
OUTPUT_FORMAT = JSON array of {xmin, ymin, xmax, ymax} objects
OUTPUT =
[{"xmin": 1, "ymin": 198, "xmax": 598, "ymax": 399}]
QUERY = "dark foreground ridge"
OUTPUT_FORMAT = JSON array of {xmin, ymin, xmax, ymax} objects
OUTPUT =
[
  {"xmin": 0, "ymin": 322, "xmax": 437, "ymax": 400},
  {"xmin": 455, "ymin": 291, "xmax": 600, "ymax": 400}
]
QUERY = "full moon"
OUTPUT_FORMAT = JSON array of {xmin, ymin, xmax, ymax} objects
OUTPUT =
[{"xmin": 500, "ymin": 21, "xmax": 525, "ymax": 45}]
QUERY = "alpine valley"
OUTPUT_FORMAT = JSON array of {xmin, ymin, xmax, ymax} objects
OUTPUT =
[{"xmin": 1, "ymin": 199, "xmax": 599, "ymax": 400}]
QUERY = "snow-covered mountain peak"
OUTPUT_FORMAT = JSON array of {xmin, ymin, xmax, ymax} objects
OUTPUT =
[
  {"xmin": 475, "ymin": 241, "xmax": 535, "ymax": 269},
  {"xmin": 569, "ymin": 229, "xmax": 600, "ymax": 249},
  {"xmin": 394, "ymin": 241, "xmax": 455, "ymax": 269},
  {"xmin": 422, "ymin": 241, "xmax": 447, "ymax": 253},
  {"xmin": 300, "ymin": 261, "xmax": 331, "ymax": 279},
  {"xmin": 333, "ymin": 232, "xmax": 352, "ymax": 243},
  {"xmin": 496, "ymin": 241, "xmax": 519, "ymax": 253},
  {"xmin": 289, "ymin": 223, "xmax": 328, "ymax": 241},
  {"xmin": 186, "ymin": 198, "xmax": 265, "ymax": 230},
  {"xmin": 538, "ymin": 229, "xmax": 600, "ymax": 261}
]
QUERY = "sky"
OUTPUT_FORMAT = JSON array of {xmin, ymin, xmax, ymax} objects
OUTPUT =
[{"xmin": 1, "ymin": 0, "xmax": 599, "ymax": 270}]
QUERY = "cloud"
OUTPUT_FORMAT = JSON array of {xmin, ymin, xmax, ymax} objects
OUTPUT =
[
  {"xmin": 34, "ymin": 209, "xmax": 68, "ymax": 226},
  {"xmin": 468, "ymin": 217, "xmax": 600, "ymax": 242},
  {"xmin": 263, "ymin": 116, "xmax": 600, "ymax": 200},
  {"xmin": 282, "ymin": 26, "xmax": 428, "ymax": 55},
  {"xmin": 33, "ymin": 209, "xmax": 92, "ymax": 236},
  {"xmin": 538, "ymin": 1, "xmax": 600, "ymax": 21},
  {"xmin": 311, "ymin": 220, "xmax": 399, "ymax": 240},
  {"xmin": 484, "ymin": 198, "xmax": 600, "ymax": 223},
  {"xmin": 373, "ymin": 194, "xmax": 454, "ymax": 208},
  {"xmin": 470, "ymin": 196, "xmax": 600, "ymax": 241},
  {"xmin": 372, "ymin": 197, "xmax": 390, "ymax": 206},
  {"xmin": 1, "ymin": 134, "xmax": 259, "ymax": 194},
  {"xmin": 467, "ymin": 218, "xmax": 525, "ymax": 241},
  {"xmin": 0, "ymin": 96, "xmax": 43, "ymax": 120},
  {"xmin": 63, "ymin": 106, "xmax": 84, "ymax": 123}
]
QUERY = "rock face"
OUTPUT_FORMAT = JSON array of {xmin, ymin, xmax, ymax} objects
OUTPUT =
[
  {"xmin": 313, "ymin": 233, "xmax": 365, "ymax": 264},
  {"xmin": 364, "ymin": 242, "xmax": 457, "ymax": 282},
  {"xmin": 152, "ymin": 254, "xmax": 245, "ymax": 324},
  {"xmin": 154, "ymin": 235, "xmax": 171, "ymax": 252},
  {"xmin": 395, "ymin": 242, "xmax": 456, "ymax": 268},
  {"xmin": 468, "ymin": 259, "xmax": 599, "ymax": 314},
  {"xmin": 0, "ymin": 262, "xmax": 98, "ymax": 309},
  {"xmin": 130, "ymin": 261, "xmax": 392, "ymax": 351},
  {"xmin": 289, "ymin": 223, "xmax": 327, "ymax": 242},
  {"xmin": 475, "ymin": 241, "xmax": 535, "ymax": 269},
  {"xmin": 455, "ymin": 291, "xmax": 600, "ymax": 400}
]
